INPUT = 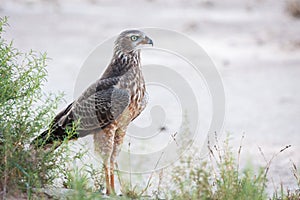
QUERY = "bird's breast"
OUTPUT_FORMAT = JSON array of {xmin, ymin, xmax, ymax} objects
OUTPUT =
[{"xmin": 118, "ymin": 68, "xmax": 146, "ymax": 121}]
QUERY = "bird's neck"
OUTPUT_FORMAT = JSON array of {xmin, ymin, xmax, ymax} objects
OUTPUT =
[
  {"xmin": 114, "ymin": 49, "xmax": 141, "ymax": 65},
  {"xmin": 101, "ymin": 49, "xmax": 141, "ymax": 79}
]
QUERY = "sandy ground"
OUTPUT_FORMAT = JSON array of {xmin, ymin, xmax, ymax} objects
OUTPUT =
[{"xmin": 1, "ymin": 0, "xmax": 300, "ymax": 194}]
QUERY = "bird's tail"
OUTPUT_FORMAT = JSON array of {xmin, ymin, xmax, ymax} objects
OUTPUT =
[
  {"xmin": 30, "ymin": 102, "xmax": 78, "ymax": 150},
  {"xmin": 30, "ymin": 128, "xmax": 61, "ymax": 151},
  {"xmin": 30, "ymin": 125, "xmax": 78, "ymax": 151}
]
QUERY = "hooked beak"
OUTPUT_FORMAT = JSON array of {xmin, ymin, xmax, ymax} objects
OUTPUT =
[{"xmin": 141, "ymin": 35, "xmax": 153, "ymax": 46}]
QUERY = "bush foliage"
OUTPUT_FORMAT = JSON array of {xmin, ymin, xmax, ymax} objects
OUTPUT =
[{"xmin": 0, "ymin": 16, "xmax": 67, "ymax": 198}]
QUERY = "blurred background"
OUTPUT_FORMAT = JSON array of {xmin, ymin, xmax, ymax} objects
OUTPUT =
[{"xmin": 1, "ymin": 0, "xmax": 300, "ymax": 193}]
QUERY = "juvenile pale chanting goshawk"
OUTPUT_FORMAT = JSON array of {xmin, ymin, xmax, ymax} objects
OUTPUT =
[{"xmin": 31, "ymin": 30, "xmax": 153, "ymax": 195}]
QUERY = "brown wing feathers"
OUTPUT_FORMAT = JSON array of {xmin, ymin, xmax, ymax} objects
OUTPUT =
[{"xmin": 31, "ymin": 78, "xmax": 130, "ymax": 149}]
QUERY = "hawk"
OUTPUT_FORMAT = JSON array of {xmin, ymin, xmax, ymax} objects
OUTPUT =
[{"xmin": 31, "ymin": 30, "xmax": 153, "ymax": 195}]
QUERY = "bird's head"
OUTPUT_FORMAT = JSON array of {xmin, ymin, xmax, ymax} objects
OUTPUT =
[{"xmin": 114, "ymin": 30, "xmax": 153, "ymax": 54}]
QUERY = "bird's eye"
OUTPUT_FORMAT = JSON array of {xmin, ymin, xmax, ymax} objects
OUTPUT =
[{"xmin": 130, "ymin": 35, "xmax": 138, "ymax": 41}]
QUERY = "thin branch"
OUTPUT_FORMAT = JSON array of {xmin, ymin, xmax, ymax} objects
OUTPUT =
[{"xmin": 236, "ymin": 133, "xmax": 245, "ymax": 173}]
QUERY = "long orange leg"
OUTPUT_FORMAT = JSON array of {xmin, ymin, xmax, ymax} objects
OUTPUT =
[
  {"xmin": 104, "ymin": 163, "xmax": 111, "ymax": 195},
  {"xmin": 110, "ymin": 162, "xmax": 116, "ymax": 194},
  {"xmin": 110, "ymin": 128, "xmax": 126, "ymax": 195},
  {"xmin": 94, "ymin": 126, "xmax": 117, "ymax": 196}
]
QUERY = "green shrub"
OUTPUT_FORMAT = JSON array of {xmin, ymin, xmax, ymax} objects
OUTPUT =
[
  {"xmin": 165, "ymin": 137, "xmax": 267, "ymax": 200},
  {"xmin": 0, "ymin": 16, "xmax": 69, "ymax": 198}
]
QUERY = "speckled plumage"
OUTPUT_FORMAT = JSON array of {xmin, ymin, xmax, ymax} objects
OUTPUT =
[{"xmin": 31, "ymin": 30, "xmax": 153, "ymax": 195}]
